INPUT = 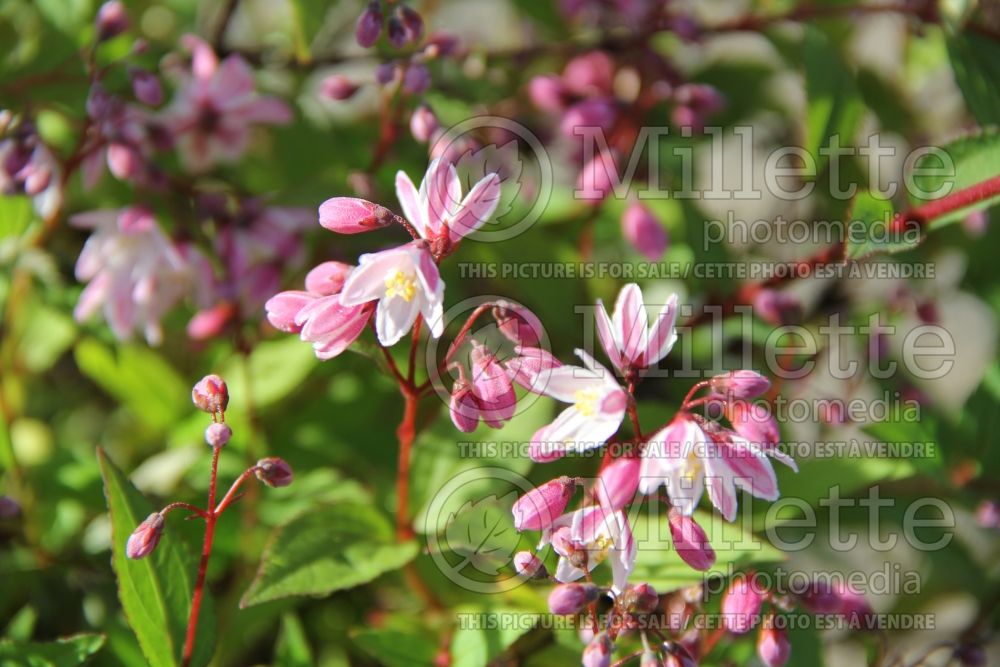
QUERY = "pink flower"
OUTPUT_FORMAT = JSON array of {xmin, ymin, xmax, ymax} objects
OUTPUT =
[
  {"xmin": 722, "ymin": 574, "xmax": 766, "ymax": 634},
  {"xmin": 339, "ymin": 242, "xmax": 444, "ymax": 346},
  {"xmin": 529, "ymin": 350, "xmax": 627, "ymax": 462},
  {"xmin": 395, "ymin": 157, "xmax": 502, "ymax": 244},
  {"xmin": 72, "ymin": 207, "xmax": 191, "ymax": 345},
  {"xmin": 504, "ymin": 345, "xmax": 562, "ymax": 394},
  {"xmin": 622, "ymin": 201, "xmax": 668, "ymax": 261},
  {"xmin": 595, "ymin": 283, "xmax": 679, "ymax": 375},
  {"xmin": 512, "ymin": 476, "xmax": 576, "ymax": 531},
  {"xmin": 449, "ymin": 342, "xmax": 517, "ymax": 432},
  {"xmin": 162, "ymin": 35, "xmax": 291, "ymax": 172},
  {"xmin": 540, "ymin": 506, "xmax": 636, "ymax": 594},
  {"xmin": 668, "ymin": 509, "xmax": 716, "ymax": 571}
]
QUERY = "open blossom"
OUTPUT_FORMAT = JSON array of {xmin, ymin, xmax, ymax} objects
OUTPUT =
[
  {"xmin": 595, "ymin": 284, "xmax": 679, "ymax": 375},
  {"xmin": 82, "ymin": 86, "xmax": 155, "ymax": 188},
  {"xmin": 162, "ymin": 35, "xmax": 291, "ymax": 172},
  {"xmin": 339, "ymin": 241, "xmax": 443, "ymax": 346},
  {"xmin": 72, "ymin": 207, "xmax": 191, "ymax": 345},
  {"xmin": 539, "ymin": 506, "xmax": 636, "ymax": 594},
  {"xmin": 639, "ymin": 414, "xmax": 792, "ymax": 521},
  {"xmin": 529, "ymin": 350, "xmax": 627, "ymax": 462}
]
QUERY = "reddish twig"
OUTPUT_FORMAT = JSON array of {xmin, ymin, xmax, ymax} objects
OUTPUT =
[{"xmin": 182, "ymin": 446, "xmax": 221, "ymax": 667}]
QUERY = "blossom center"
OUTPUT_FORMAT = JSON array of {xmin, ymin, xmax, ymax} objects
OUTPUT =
[
  {"xmin": 573, "ymin": 387, "xmax": 601, "ymax": 417},
  {"xmin": 384, "ymin": 269, "xmax": 417, "ymax": 302}
]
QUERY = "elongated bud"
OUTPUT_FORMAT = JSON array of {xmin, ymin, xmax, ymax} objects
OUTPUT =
[
  {"xmin": 728, "ymin": 401, "xmax": 779, "ymax": 445},
  {"xmin": 513, "ymin": 551, "xmax": 547, "ymax": 579},
  {"xmin": 398, "ymin": 6, "xmax": 423, "ymax": 42},
  {"xmin": 757, "ymin": 623, "xmax": 790, "ymax": 667},
  {"xmin": 305, "ymin": 261, "xmax": 352, "ymax": 296},
  {"xmin": 622, "ymin": 201, "xmax": 668, "ymax": 261},
  {"xmin": 449, "ymin": 381, "xmax": 479, "ymax": 433},
  {"xmin": 318, "ymin": 197, "xmax": 394, "ymax": 234},
  {"xmin": 596, "ymin": 457, "xmax": 640, "ymax": 511},
  {"xmin": 548, "ymin": 583, "xmax": 600, "ymax": 615},
  {"xmin": 320, "ymin": 74, "xmax": 359, "ymax": 101},
  {"xmin": 582, "ymin": 631, "xmax": 613, "ymax": 667},
  {"xmin": 96, "ymin": 1, "xmax": 129, "ymax": 41},
  {"xmin": 410, "ymin": 104, "xmax": 439, "ymax": 143},
  {"xmin": 126, "ymin": 512, "xmax": 164, "ymax": 559},
  {"xmin": 386, "ymin": 16, "xmax": 407, "ymax": 48},
  {"xmin": 710, "ymin": 370, "xmax": 770, "ymax": 399},
  {"xmin": 721, "ymin": 573, "xmax": 765, "ymax": 634},
  {"xmin": 511, "ymin": 476, "xmax": 575, "ymax": 531},
  {"xmin": 668, "ymin": 510, "xmax": 716, "ymax": 571},
  {"xmin": 402, "ymin": 64, "xmax": 431, "ymax": 95},
  {"xmin": 355, "ymin": 2, "xmax": 383, "ymax": 48},
  {"xmin": 130, "ymin": 68, "xmax": 163, "ymax": 106},
  {"xmin": 205, "ymin": 422, "xmax": 232, "ymax": 448},
  {"xmin": 265, "ymin": 291, "xmax": 313, "ymax": 333},
  {"xmin": 255, "ymin": 457, "xmax": 293, "ymax": 487},
  {"xmin": 192, "ymin": 374, "xmax": 229, "ymax": 414}
]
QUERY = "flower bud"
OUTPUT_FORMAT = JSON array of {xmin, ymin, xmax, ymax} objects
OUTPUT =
[
  {"xmin": 386, "ymin": 16, "xmax": 407, "ymax": 48},
  {"xmin": 318, "ymin": 197, "xmax": 394, "ymax": 234},
  {"xmin": 320, "ymin": 74, "xmax": 359, "ymax": 101},
  {"xmin": 721, "ymin": 574, "xmax": 765, "ymax": 634},
  {"xmin": 492, "ymin": 300, "xmax": 543, "ymax": 347},
  {"xmin": 563, "ymin": 51, "xmax": 615, "ymax": 97},
  {"xmin": 205, "ymin": 422, "xmax": 232, "ymax": 448},
  {"xmin": 625, "ymin": 582, "xmax": 659, "ymax": 614},
  {"xmin": 398, "ymin": 5, "xmax": 424, "ymax": 42},
  {"xmin": 560, "ymin": 98, "xmax": 617, "ymax": 138},
  {"xmin": 668, "ymin": 509, "xmax": 716, "ymax": 572},
  {"xmin": 265, "ymin": 291, "xmax": 313, "ymax": 333},
  {"xmin": 512, "ymin": 476, "xmax": 575, "ymax": 531},
  {"xmin": 255, "ymin": 457, "xmax": 294, "ymax": 487},
  {"xmin": 622, "ymin": 201, "xmax": 668, "ymax": 261},
  {"xmin": 728, "ymin": 401, "xmax": 779, "ymax": 445},
  {"xmin": 576, "ymin": 149, "xmax": 619, "ymax": 204},
  {"xmin": 355, "ymin": 2, "xmax": 383, "ymax": 48},
  {"xmin": 527, "ymin": 75, "xmax": 567, "ymax": 113},
  {"xmin": 0, "ymin": 496, "xmax": 21, "ymax": 519},
  {"xmin": 305, "ymin": 261, "xmax": 352, "ymax": 296},
  {"xmin": 513, "ymin": 551, "xmax": 547, "ymax": 579},
  {"xmin": 548, "ymin": 582, "xmax": 600, "ymax": 615},
  {"xmin": 402, "ymin": 63, "xmax": 431, "ymax": 95},
  {"xmin": 757, "ymin": 623, "xmax": 790, "ymax": 667},
  {"xmin": 410, "ymin": 104, "xmax": 439, "ymax": 143},
  {"xmin": 192, "ymin": 374, "xmax": 229, "ymax": 414},
  {"xmin": 582, "ymin": 631, "xmax": 613, "ymax": 667},
  {"xmin": 596, "ymin": 457, "xmax": 640, "ymax": 511},
  {"xmin": 752, "ymin": 289, "xmax": 800, "ymax": 325},
  {"xmin": 449, "ymin": 381, "xmax": 479, "ymax": 433},
  {"xmin": 130, "ymin": 69, "xmax": 163, "ymax": 106},
  {"xmin": 710, "ymin": 370, "xmax": 770, "ymax": 399},
  {"xmin": 107, "ymin": 142, "xmax": 142, "ymax": 180},
  {"xmin": 126, "ymin": 512, "xmax": 164, "ymax": 559},
  {"xmin": 96, "ymin": 1, "xmax": 129, "ymax": 41}
]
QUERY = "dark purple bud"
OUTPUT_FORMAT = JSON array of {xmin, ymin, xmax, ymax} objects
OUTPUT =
[
  {"xmin": 255, "ymin": 457, "xmax": 293, "ymax": 487},
  {"xmin": 375, "ymin": 62, "xmax": 399, "ymax": 86},
  {"xmin": 204, "ymin": 422, "xmax": 232, "ymax": 448},
  {"xmin": 130, "ymin": 69, "xmax": 164, "ymax": 106},
  {"xmin": 398, "ymin": 5, "xmax": 424, "ymax": 42},
  {"xmin": 355, "ymin": 2, "xmax": 383, "ymax": 48},
  {"xmin": 752, "ymin": 289, "xmax": 800, "ymax": 325},
  {"xmin": 126, "ymin": 512, "xmax": 164, "ymax": 559},
  {"xmin": 402, "ymin": 63, "xmax": 431, "ymax": 95},
  {"xmin": 548, "ymin": 583, "xmax": 601, "ymax": 615},
  {"xmin": 192, "ymin": 374, "xmax": 229, "ymax": 414},
  {"xmin": 96, "ymin": 1, "xmax": 129, "ymax": 41},
  {"xmin": 386, "ymin": 16, "xmax": 407, "ymax": 48},
  {"xmin": 319, "ymin": 74, "xmax": 359, "ymax": 101},
  {"xmin": 955, "ymin": 644, "xmax": 987, "ymax": 667},
  {"xmin": 0, "ymin": 496, "xmax": 21, "ymax": 519},
  {"xmin": 513, "ymin": 551, "xmax": 547, "ymax": 579}
]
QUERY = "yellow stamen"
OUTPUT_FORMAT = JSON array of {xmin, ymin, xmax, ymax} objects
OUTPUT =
[
  {"xmin": 573, "ymin": 387, "xmax": 601, "ymax": 417},
  {"xmin": 384, "ymin": 269, "xmax": 416, "ymax": 302}
]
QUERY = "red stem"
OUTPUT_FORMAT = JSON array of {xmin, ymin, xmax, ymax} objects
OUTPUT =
[
  {"xmin": 894, "ymin": 173, "xmax": 1000, "ymax": 232},
  {"xmin": 182, "ymin": 447, "xmax": 220, "ymax": 667},
  {"xmin": 395, "ymin": 389, "xmax": 418, "ymax": 541}
]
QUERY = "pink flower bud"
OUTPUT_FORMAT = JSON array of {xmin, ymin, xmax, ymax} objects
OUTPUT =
[
  {"xmin": 596, "ymin": 457, "xmax": 640, "ymax": 511},
  {"xmin": 752, "ymin": 289, "xmax": 800, "ymax": 325},
  {"xmin": 756, "ymin": 624, "xmax": 790, "ymax": 667},
  {"xmin": 96, "ymin": 1, "xmax": 129, "ymax": 41},
  {"xmin": 205, "ymin": 422, "xmax": 232, "ymax": 448},
  {"xmin": 192, "ymin": 375, "xmax": 229, "ymax": 414},
  {"xmin": 563, "ymin": 51, "xmax": 615, "ymax": 97},
  {"xmin": 829, "ymin": 582, "xmax": 875, "ymax": 626},
  {"xmin": 728, "ymin": 401, "xmax": 779, "ymax": 445},
  {"xmin": 187, "ymin": 303, "xmax": 235, "ymax": 341},
  {"xmin": 549, "ymin": 582, "xmax": 601, "ymax": 615},
  {"xmin": 107, "ymin": 142, "xmax": 142, "ymax": 180},
  {"xmin": 513, "ymin": 551, "xmax": 548, "ymax": 579},
  {"xmin": 130, "ymin": 69, "xmax": 163, "ymax": 106},
  {"xmin": 255, "ymin": 457, "xmax": 294, "ymax": 487},
  {"xmin": 582, "ymin": 631, "xmax": 613, "ymax": 667},
  {"xmin": 319, "ymin": 74, "xmax": 359, "ymax": 101},
  {"xmin": 305, "ymin": 261, "xmax": 352, "ymax": 296},
  {"xmin": 560, "ymin": 98, "xmax": 617, "ymax": 138},
  {"xmin": 386, "ymin": 16, "xmax": 407, "ymax": 48},
  {"xmin": 449, "ymin": 382, "xmax": 479, "ymax": 433},
  {"xmin": 355, "ymin": 2, "xmax": 383, "ymax": 48},
  {"xmin": 398, "ymin": 5, "xmax": 424, "ymax": 42},
  {"xmin": 668, "ymin": 509, "xmax": 716, "ymax": 571},
  {"xmin": 722, "ymin": 574, "xmax": 765, "ymax": 634},
  {"xmin": 265, "ymin": 291, "xmax": 314, "ymax": 333},
  {"xmin": 512, "ymin": 476, "xmax": 575, "ymax": 531},
  {"xmin": 576, "ymin": 149, "xmax": 619, "ymax": 204},
  {"xmin": 492, "ymin": 301, "xmax": 543, "ymax": 347},
  {"xmin": 126, "ymin": 512, "xmax": 164, "ymax": 559},
  {"xmin": 528, "ymin": 75, "xmax": 567, "ymax": 113},
  {"xmin": 710, "ymin": 370, "xmax": 770, "ymax": 399},
  {"xmin": 505, "ymin": 346, "xmax": 561, "ymax": 394},
  {"xmin": 976, "ymin": 500, "xmax": 1000, "ymax": 529},
  {"xmin": 318, "ymin": 197, "xmax": 394, "ymax": 234},
  {"xmin": 410, "ymin": 104, "xmax": 439, "ymax": 143},
  {"xmin": 622, "ymin": 201, "xmax": 668, "ymax": 261}
]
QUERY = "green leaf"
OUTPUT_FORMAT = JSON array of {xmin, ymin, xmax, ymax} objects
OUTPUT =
[
  {"xmin": 449, "ymin": 605, "xmax": 534, "ymax": 667},
  {"xmin": 240, "ymin": 503, "xmax": 418, "ymax": 607},
  {"xmin": 273, "ymin": 614, "xmax": 314, "ymax": 667},
  {"xmin": 844, "ymin": 190, "xmax": 917, "ymax": 260},
  {"xmin": 75, "ymin": 340, "xmax": 188, "ymax": 433},
  {"xmin": 0, "ymin": 195, "xmax": 34, "ymax": 239},
  {"xmin": 443, "ymin": 493, "xmax": 520, "ymax": 577},
  {"xmin": 351, "ymin": 630, "xmax": 437, "ymax": 667},
  {"xmin": 98, "ymin": 448, "xmax": 215, "ymax": 667},
  {"xmin": 17, "ymin": 304, "xmax": 76, "ymax": 373},
  {"xmin": 947, "ymin": 33, "xmax": 1000, "ymax": 127},
  {"xmin": 803, "ymin": 26, "xmax": 864, "ymax": 177},
  {"xmin": 0, "ymin": 634, "xmax": 105, "ymax": 667},
  {"xmin": 908, "ymin": 128, "xmax": 1000, "ymax": 227},
  {"xmin": 220, "ymin": 337, "xmax": 318, "ymax": 411}
]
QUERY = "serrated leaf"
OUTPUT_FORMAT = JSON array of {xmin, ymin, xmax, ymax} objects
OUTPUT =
[
  {"xmin": 352, "ymin": 630, "xmax": 437, "ymax": 667},
  {"xmin": 844, "ymin": 190, "xmax": 917, "ymax": 260},
  {"xmin": 443, "ymin": 493, "xmax": 519, "ymax": 576},
  {"xmin": 908, "ymin": 128, "xmax": 1000, "ymax": 227},
  {"xmin": 98, "ymin": 449, "xmax": 215, "ymax": 667},
  {"xmin": 240, "ymin": 503, "xmax": 418, "ymax": 607},
  {"xmin": 0, "ymin": 634, "xmax": 105, "ymax": 666}
]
